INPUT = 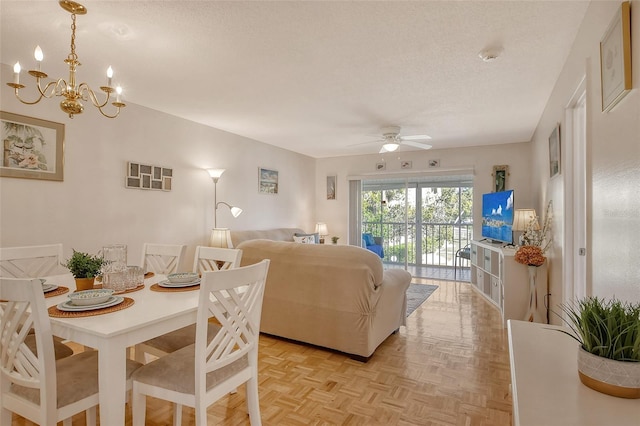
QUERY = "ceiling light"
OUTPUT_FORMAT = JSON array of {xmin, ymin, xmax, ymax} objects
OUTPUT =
[
  {"xmin": 6, "ymin": 1, "xmax": 126, "ymax": 119},
  {"xmin": 382, "ymin": 143, "xmax": 399, "ymax": 152}
]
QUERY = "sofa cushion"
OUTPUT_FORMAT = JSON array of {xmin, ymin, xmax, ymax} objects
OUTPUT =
[
  {"xmin": 293, "ymin": 235, "xmax": 316, "ymax": 244},
  {"xmin": 294, "ymin": 232, "xmax": 319, "ymax": 243}
]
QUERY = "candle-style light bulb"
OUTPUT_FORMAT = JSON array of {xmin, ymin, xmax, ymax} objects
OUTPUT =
[
  {"xmin": 116, "ymin": 85, "xmax": 122, "ymax": 103},
  {"xmin": 13, "ymin": 62, "xmax": 21, "ymax": 84},
  {"xmin": 107, "ymin": 66, "xmax": 113, "ymax": 87},
  {"xmin": 34, "ymin": 46, "xmax": 43, "ymax": 72}
]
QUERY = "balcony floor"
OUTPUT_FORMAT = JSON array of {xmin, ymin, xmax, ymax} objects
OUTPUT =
[{"xmin": 386, "ymin": 264, "xmax": 471, "ymax": 282}]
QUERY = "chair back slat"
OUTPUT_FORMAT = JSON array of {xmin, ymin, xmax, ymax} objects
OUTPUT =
[
  {"xmin": 141, "ymin": 243, "xmax": 186, "ymax": 274},
  {"xmin": 0, "ymin": 278, "xmax": 57, "ymax": 419},
  {"xmin": 192, "ymin": 246, "xmax": 242, "ymax": 274},
  {"xmin": 196, "ymin": 260, "xmax": 269, "ymax": 376},
  {"xmin": 0, "ymin": 244, "xmax": 65, "ymax": 278}
]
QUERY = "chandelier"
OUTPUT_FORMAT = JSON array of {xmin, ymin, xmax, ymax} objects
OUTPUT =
[{"xmin": 6, "ymin": 1, "xmax": 126, "ymax": 119}]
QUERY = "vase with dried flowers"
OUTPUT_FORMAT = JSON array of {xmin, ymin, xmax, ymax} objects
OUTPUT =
[{"xmin": 514, "ymin": 201, "xmax": 552, "ymax": 322}]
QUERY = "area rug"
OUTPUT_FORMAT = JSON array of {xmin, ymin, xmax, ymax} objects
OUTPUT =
[{"xmin": 406, "ymin": 283, "xmax": 438, "ymax": 317}]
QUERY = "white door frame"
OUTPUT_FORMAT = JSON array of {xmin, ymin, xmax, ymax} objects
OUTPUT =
[{"xmin": 563, "ymin": 76, "xmax": 588, "ymax": 305}]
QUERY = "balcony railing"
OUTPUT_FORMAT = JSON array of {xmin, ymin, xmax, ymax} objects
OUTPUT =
[{"xmin": 362, "ymin": 222, "xmax": 473, "ymax": 268}]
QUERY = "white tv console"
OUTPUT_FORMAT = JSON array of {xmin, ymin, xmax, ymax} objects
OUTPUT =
[{"xmin": 470, "ymin": 240, "xmax": 547, "ymax": 326}]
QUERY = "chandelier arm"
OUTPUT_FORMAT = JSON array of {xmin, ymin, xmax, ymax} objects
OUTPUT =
[
  {"xmin": 80, "ymin": 83, "xmax": 111, "ymax": 109},
  {"xmin": 94, "ymin": 106, "xmax": 122, "ymax": 119},
  {"xmin": 11, "ymin": 78, "xmax": 61, "ymax": 105}
]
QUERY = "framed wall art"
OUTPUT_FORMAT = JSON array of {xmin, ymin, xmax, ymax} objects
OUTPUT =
[
  {"xmin": 375, "ymin": 162, "xmax": 386, "ymax": 171},
  {"xmin": 1, "ymin": 111, "xmax": 64, "ymax": 181},
  {"xmin": 126, "ymin": 161, "xmax": 172, "ymax": 191},
  {"xmin": 326, "ymin": 175, "xmax": 336, "ymax": 200},
  {"xmin": 259, "ymin": 167, "xmax": 278, "ymax": 194},
  {"xmin": 492, "ymin": 165, "xmax": 509, "ymax": 192},
  {"xmin": 548, "ymin": 124, "xmax": 561, "ymax": 178},
  {"xmin": 600, "ymin": 1, "xmax": 632, "ymax": 112},
  {"xmin": 401, "ymin": 160, "xmax": 412, "ymax": 169},
  {"xmin": 428, "ymin": 159, "xmax": 440, "ymax": 168}
]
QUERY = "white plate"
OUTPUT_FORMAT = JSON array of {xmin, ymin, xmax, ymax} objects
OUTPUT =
[
  {"xmin": 57, "ymin": 296, "xmax": 124, "ymax": 312},
  {"xmin": 42, "ymin": 283, "xmax": 59, "ymax": 293},
  {"xmin": 166, "ymin": 272, "xmax": 199, "ymax": 283},
  {"xmin": 158, "ymin": 279, "xmax": 200, "ymax": 288}
]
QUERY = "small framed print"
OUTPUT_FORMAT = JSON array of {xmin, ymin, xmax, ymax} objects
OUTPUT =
[
  {"xmin": 548, "ymin": 124, "xmax": 561, "ymax": 178},
  {"xmin": 600, "ymin": 1, "xmax": 632, "ymax": 112},
  {"xmin": 259, "ymin": 167, "xmax": 278, "ymax": 194},
  {"xmin": 327, "ymin": 175, "xmax": 336, "ymax": 200},
  {"xmin": 492, "ymin": 165, "xmax": 509, "ymax": 192},
  {"xmin": 401, "ymin": 160, "xmax": 412, "ymax": 169},
  {"xmin": 428, "ymin": 159, "xmax": 440, "ymax": 168},
  {"xmin": 375, "ymin": 162, "xmax": 386, "ymax": 171}
]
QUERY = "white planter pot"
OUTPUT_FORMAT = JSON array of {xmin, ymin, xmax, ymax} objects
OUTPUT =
[{"xmin": 577, "ymin": 346, "xmax": 640, "ymax": 399}]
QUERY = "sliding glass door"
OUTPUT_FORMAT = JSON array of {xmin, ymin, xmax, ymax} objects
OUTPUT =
[{"xmin": 359, "ymin": 176, "xmax": 473, "ymax": 276}]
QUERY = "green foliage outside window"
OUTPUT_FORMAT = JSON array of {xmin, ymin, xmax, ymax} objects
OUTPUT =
[{"xmin": 362, "ymin": 185, "xmax": 473, "ymax": 265}]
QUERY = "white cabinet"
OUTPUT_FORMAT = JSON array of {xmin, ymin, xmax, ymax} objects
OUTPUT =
[{"xmin": 470, "ymin": 240, "xmax": 547, "ymax": 326}]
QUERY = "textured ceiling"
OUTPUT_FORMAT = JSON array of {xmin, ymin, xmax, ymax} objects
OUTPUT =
[{"xmin": 1, "ymin": 1, "xmax": 590, "ymax": 158}]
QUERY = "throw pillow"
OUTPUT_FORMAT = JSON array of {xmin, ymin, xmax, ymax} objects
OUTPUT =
[
  {"xmin": 294, "ymin": 232, "xmax": 319, "ymax": 244},
  {"xmin": 293, "ymin": 235, "xmax": 316, "ymax": 244},
  {"xmin": 363, "ymin": 233, "xmax": 375, "ymax": 246}
]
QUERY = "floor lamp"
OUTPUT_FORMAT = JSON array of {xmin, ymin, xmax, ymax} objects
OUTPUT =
[{"xmin": 207, "ymin": 168, "xmax": 243, "ymax": 248}]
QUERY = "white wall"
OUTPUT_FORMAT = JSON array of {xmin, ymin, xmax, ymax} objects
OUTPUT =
[
  {"xmin": 316, "ymin": 142, "xmax": 532, "ymax": 244},
  {"xmin": 0, "ymin": 63, "xmax": 316, "ymax": 270},
  {"xmin": 530, "ymin": 0, "xmax": 640, "ymax": 319}
]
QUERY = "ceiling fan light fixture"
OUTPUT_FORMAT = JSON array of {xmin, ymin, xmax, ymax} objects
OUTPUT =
[{"xmin": 382, "ymin": 142, "xmax": 399, "ymax": 152}]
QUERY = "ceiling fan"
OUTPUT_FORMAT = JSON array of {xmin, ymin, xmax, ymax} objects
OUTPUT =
[{"xmin": 373, "ymin": 126, "xmax": 432, "ymax": 153}]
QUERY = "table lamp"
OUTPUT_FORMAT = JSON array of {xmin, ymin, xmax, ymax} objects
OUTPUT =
[
  {"xmin": 512, "ymin": 209, "xmax": 539, "ymax": 245},
  {"xmin": 315, "ymin": 222, "xmax": 328, "ymax": 244}
]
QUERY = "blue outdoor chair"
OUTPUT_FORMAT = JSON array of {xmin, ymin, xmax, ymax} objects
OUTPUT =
[{"xmin": 362, "ymin": 233, "xmax": 384, "ymax": 258}]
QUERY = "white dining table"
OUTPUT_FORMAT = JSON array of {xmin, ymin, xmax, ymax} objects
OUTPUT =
[{"xmin": 43, "ymin": 273, "xmax": 200, "ymax": 426}]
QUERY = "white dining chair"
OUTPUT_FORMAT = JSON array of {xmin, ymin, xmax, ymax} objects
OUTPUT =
[
  {"xmin": 134, "ymin": 247, "xmax": 243, "ymax": 363},
  {"xmin": 0, "ymin": 244, "xmax": 66, "ymax": 278},
  {"xmin": 0, "ymin": 244, "xmax": 74, "ymax": 360},
  {"xmin": 141, "ymin": 243, "xmax": 186, "ymax": 275},
  {"xmin": 0, "ymin": 277, "xmax": 142, "ymax": 426},
  {"xmin": 131, "ymin": 259, "xmax": 270, "ymax": 426}
]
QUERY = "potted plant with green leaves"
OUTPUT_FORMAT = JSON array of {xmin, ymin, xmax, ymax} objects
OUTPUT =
[
  {"xmin": 64, "ymin": 249, "xmax": 104, "ymax": 291},
  {"xmin": 559, "ymin": 297, "xmax": 640, "ymax": 398},
  {"xmin": 331, "ymin": 236, "xmax": 340, "ymax": 245}
]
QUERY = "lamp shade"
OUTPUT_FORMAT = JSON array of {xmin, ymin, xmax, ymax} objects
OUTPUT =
[
  {"xmin": 512, "ymin": 209, "xmax": 540, "ymax": 232},
  {"xmin": 210, "ymin": 228, "xmax": 232, "ymax": 248},
  {"xmin": 315, "ymin": 222, "xmax": 329, "ymax": 235},
  {"xmin": 230, "ymin": 206, "xmax": 243, "ymax": 218},
  {"xmin": 207, "ymin": 168, "xmax": 225, "ymax": 180}
]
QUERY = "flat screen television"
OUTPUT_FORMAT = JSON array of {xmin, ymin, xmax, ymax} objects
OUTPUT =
[{"xmin": 481, "ymin": 189, "xmax": 514, "ymax": 244}]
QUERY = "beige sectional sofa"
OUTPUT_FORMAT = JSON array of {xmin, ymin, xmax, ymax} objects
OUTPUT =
[{"xmin": 232, "ymin": 228, "xmax": 412, "ymax": 360}]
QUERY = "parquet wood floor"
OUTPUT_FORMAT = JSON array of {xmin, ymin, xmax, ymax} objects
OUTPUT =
[{"xmin": 10, "ymin": 279, "xmax": 512, "ymax": 425}]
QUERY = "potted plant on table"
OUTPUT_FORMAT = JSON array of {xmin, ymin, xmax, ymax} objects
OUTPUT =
[
  {"xmin": 558, "ymin": 297, "xmax": 640, "ymax": 398},
  {"xmin": 64, "ymin": 249, "xmax": 104, "ymax": 291},
  {"xmin": 331, "ymin": 236, "xmax": 340, "ymax": 245}
]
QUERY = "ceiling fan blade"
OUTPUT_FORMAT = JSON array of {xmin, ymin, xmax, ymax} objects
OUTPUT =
[
  {"xmin": 402, "ymin": 134, "xmax": 432, "ymax": 141},
  {"xmin": 403, "ymin": 140, "xmax": 433, "ymax": 150}
]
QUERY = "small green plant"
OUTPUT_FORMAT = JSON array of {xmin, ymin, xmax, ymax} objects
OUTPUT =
[
  {"xmin": 64, "ymin": 249, "xmax": 104, "ymax": 279},
  {"xmin": 558, "ymin": 297, "xmax": 640, "ymax": 362},
  {"xmin": 331, "ymin": 236, "xmax": 340, "ymax": 244}
]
